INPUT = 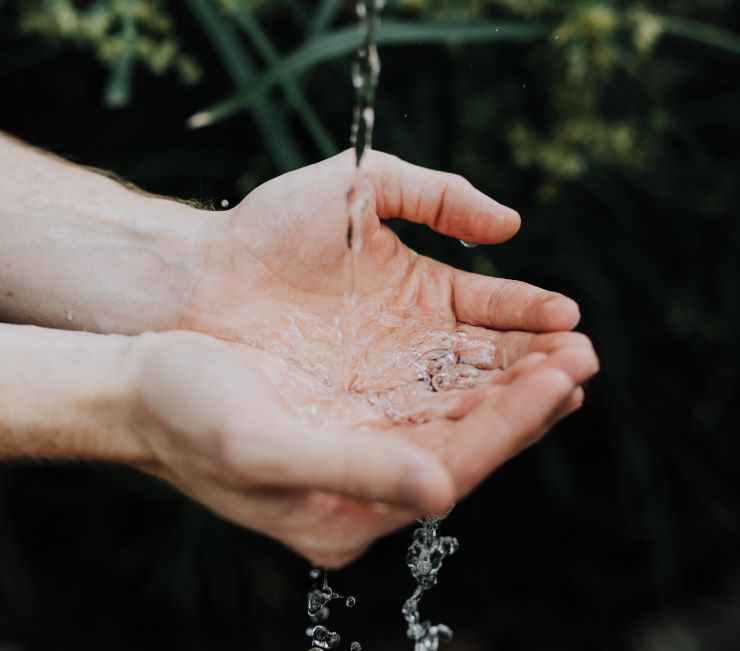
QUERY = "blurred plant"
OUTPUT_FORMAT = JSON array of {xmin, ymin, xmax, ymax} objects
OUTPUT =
[
  {"xmin": 15, "ymin": 0, "xmax": 740, "ymax": 180},
  {"xmin": 509, "ymin": 2, "xmax": 669, "ymax": 197},
  {"xmin": 18, "ymin": 0, "xmax": 202, "ymax": 107}
]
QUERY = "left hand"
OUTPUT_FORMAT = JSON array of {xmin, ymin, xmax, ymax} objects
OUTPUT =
[{"xmin": 177, "ymin": 150, "xmax": 583, "ymax": 396}]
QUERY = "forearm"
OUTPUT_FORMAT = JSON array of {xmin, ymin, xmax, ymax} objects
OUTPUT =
[
  {"xmin": 0, "ymin": 323, "xmax": 150, "ymax": 464},
  {"xmin": 0, "ymin": 132, "xmax": 211, "ymax": 334}
]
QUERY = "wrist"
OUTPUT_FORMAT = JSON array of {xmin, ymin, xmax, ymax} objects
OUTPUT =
[
  {"xmin": 119, "ymin": 194, "xmax": 216, "ymax": 334},
  {"xmin": 0, "ymin": 132, "xmax": 218, "ymax": 334},
  {"xmin": 0, "ymin": 325, "xmax": 153, "ymax": 467}
]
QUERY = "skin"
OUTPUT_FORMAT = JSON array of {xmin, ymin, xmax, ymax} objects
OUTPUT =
[{"xmin": 0, "ymin": 137, "xmax": 599, "ymax": 567}]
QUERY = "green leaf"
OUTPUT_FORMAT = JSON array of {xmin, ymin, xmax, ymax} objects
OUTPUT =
[
  {"xmin": 188, "ymin": 19, "xmax": 550, "ymax": 129},
  {"xmin": 184, "ymin": 0, "xmax": 305, "ymax": 172},
  {"xmin": 309, "ymin": 0, "xmax": 344, "ymax": 36},
  {"xmin": 222, "ymin": 0, "xmax": 336, "ymax": 157},
  {"xmin": 104, "ymin": 0, "xmax": 137, "ymax": 108},
  {"xmin": 659, "ymin": 15, "xmax": 740, "ymax": 57}
]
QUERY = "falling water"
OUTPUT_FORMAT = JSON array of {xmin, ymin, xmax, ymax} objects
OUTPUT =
[
  {"xmin": 339, "ymin": 0, "xmax": 385, "ymax": 391},
  {"xmin": 350, "ymin": 0, "xmax": 383, "ymax": 165},
  {"xmin": 308, "ymin": 3, "xmax": 384, "ymax": 647},
  {"xmin": 307, "ymin": 0, "xmax": 490, "ymax": 648},
  {"xmin": 306, "ymin": 568, "xmax": 360, "ymax": 651},
  {"xmin": 403, "ymin": 515, "xmax": 459, "ymax": 651}
]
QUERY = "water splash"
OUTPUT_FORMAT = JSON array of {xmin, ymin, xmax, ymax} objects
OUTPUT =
[
  {"xmin": 306, "ymin": 568, "xmax": 360, "ymax": 651},
  {"xmin": 313, "ymin": 2, "xmax": 469, "ymax": 648},
  {"xmin": 403, "ymin": 515, "xmax": 459, "ymax": 651},
  {"xmin": 362, "ymin": 328, "xmax": 504, "ymax": 425}
]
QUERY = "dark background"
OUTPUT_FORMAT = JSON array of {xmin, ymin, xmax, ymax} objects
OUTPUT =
[{"xmin": 1, "ymin": 1, "xmax": 739, "ymax": 650}]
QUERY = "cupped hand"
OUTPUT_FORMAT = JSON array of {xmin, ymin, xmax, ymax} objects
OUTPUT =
[
  {"xmin": 148, "ymin": 151, "xmax": 599, "ymax": 566},
  {"xmin": 131, "ymin": 329, "xmax": 597, "ymax": 568},
  {"xmin": 179, "ymin": 150, "xmax": 582, "ymax": 391}
]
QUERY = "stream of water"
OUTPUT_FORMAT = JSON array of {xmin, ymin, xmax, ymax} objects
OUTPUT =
[
  {"xmin": 308, "ymin": 2, "xmax": 464, "ymax": 650},
  {"xmin": 339, "ymin": 0, "xmax": 384, "ymax": 391},
  {"xmin": 308, "ymin": 1, "xmax": 385, "ymax": 646}
]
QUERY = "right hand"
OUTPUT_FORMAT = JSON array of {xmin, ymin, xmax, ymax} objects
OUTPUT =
[{"xmin": 130, "ymin": 329, "xmax": 597, "ymax": 568}]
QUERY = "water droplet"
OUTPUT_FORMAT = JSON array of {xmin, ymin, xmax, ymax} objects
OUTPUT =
[
  {"xmin": 362, "ymin": 107, "xmax": 375, "ymax": 130},
  {"xmin": 437, "ymin": 624, "xmax": 454, "ymax": 642},
  {"xmin": 522, "ymin": 83, "xmax": 528, "ymax": 89},
  {"xmin": 352, "ymin": 64, "xmax": 364, "ymax": 89},
  {"xmin": 421, "ymin": 349, "xmax": 458, "ymax": 376},
  {"xmin": 460, "ymin": 240, "xmax": 478, "ymax": 248},
  {"xmin": 345, "ymin": 596, "xmax": 356, "ymax": 608},
  {"xmin": 312, "ymin": 625, "xmax": 340, "ymax": 649},
  {"xmin": 220, "ymin": 198, "xmax": 230, "ymax": 208},
  {"xmin": 351, "ymin": 643, "xmax": 362, "ymax": 651},
  {"xmin": 309, "ymin": 568, "xmax": 322, "ymax": 580},
  {"xmin": 308, "ymin": 589, "xmax": 330, "ymax": 617}
]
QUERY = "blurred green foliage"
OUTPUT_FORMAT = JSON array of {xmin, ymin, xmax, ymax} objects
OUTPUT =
[
  {"xmin": 15, "ymin": 0, "xmax": 740, "ymax": 185},
  {"xmin": 1, "ymin": 1, "xmax": 739, "ymax": 650}
]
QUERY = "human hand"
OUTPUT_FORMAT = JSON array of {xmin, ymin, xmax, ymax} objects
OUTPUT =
[
  {"xmin": 0, "ymin": 139, "xmax": 599, "ymax": 568},
  {"xmin": 130, "ymin": 329, "xmax": 597, "ymax": 568},
  {"xmin": 178, "ymin": 150, "xmax": 584, "ymax": 396},
  {"xmin": 0, "ymin": 138, "xmax": 576, "ymax": 359}
]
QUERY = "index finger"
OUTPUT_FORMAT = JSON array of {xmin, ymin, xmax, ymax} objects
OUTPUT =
[{"xmin": 364, "ymin": 151, "xmax": 521, "ymax": 244}]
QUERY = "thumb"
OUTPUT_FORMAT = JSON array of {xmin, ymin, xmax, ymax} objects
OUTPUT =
[{"xmin": 229, "ymin": 423, "xmax": 456, "ymax": 514}]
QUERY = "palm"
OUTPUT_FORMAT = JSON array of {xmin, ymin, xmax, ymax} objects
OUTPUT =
[
  {"xmin": 164, "ymin": 151, "xmax": 597, "ymax": 566},
  {"xmin": 185, "ymin": 152, "xmax": 578, "ymax": 395},
  {"xmin": 210, "ymin": 333, "xmax": 595, "ymax": 566},
  {"xmin": 164, "ymin": 329, "xmax": 596, "ymax": 567},
  {"xmin": 189, "ymin": 155, "xmax": 447, "ymax": 380}
]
